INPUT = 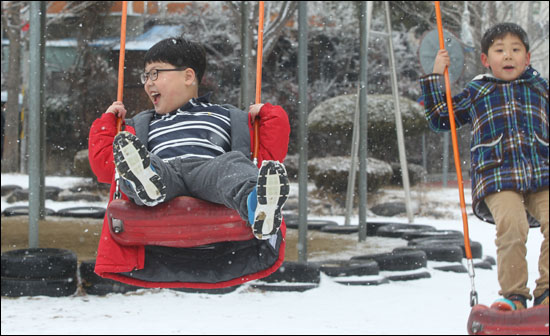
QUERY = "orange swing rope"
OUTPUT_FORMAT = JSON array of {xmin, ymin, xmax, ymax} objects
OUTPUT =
[
  {"xmin": 253, "ymin": 1, "xmax": 265, "ymax": 165},
  {"xmin": 107, "ymin": 1, "xmax": 268, "ymax": 248},
  {"xmin": 434, "ymin": 1, "xmax": 477, "ymax": 307},
  {"xmin": 116, "ymin": 1, "xmax": 128, "ymax": 133}
]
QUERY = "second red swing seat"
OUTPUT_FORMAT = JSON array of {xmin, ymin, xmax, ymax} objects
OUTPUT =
[{"xmin": 107, "ymin": 197, "xmax": 254, "ymax": 248}]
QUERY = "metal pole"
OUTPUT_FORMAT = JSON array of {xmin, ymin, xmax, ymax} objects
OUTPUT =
[
  {"xmin": 384, "ymin": 1, "xmax": 414, "ymax": 223},
  {"xmin": 344, "ymin": 91, "xmax": 360, "ymax": 226},
  {"xmin": 297, "ymin": 1, "xmax": 308, "ymax": 263},
  {"xmin": 358, "ymin": 1, "xmax": 369, "ymax": 241},
  {"xmin": 28, "ymin": 1, "xmax": 46, "ymax": 248},
  {"xmin": 240, "ymin": 2, "xmax": 251, "ymax": 109},
  {"xmin": 345, "ymin": 1, "xmax": 372, "ymax": 228}
]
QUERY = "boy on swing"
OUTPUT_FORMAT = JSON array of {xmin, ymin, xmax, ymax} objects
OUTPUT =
[
  {"xmin": 420, "ymin": 23, "xmax": 548, "ymax": 310},
  {"xmin": 89, "ymin": 36, "xmax": 290, "ymax": 241}
]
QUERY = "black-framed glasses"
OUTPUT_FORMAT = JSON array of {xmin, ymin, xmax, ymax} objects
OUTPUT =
[{"xmin": 140, "ymin": 68, "xmax": 187, "ymax": 84}]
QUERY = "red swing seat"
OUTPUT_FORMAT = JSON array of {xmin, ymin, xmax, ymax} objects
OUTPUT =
[{"xmin": 107, "ymin": 196, "xmax": 253, "ymax": 248}]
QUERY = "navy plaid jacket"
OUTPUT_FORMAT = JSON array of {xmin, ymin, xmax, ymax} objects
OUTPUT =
[{"xmin": 420, "ymin": 66, "xmax": 549, "ymax": 225}]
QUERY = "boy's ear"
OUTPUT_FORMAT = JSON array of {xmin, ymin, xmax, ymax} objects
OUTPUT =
[
  {"xmin": 525, "ymin": 52, "xmax": 531, "ymax": 67},
  {"xmin": 480, "ymin": 53, "xmax": 490, "ymax": 68},
  {"xmin": 184, "ymin": 68, "xmax": 197, "ymax": 85}
]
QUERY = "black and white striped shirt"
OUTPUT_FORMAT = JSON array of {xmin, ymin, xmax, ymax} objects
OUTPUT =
[{"xmin": 148, "ymin": 95, "xmax": 231, "ymax": 161}]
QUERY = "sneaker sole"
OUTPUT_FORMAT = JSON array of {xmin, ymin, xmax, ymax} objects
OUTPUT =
[
  {"xmin": 253, "ymin": 161, "xmax": 289, "ymax": 240},
  {"xmin": 113, "ymin": 132, "xmax": 166, "ymax": 206}
]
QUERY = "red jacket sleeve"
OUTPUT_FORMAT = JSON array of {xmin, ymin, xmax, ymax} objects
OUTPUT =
[
  {"xmin": 88, "ymin": 113, "xmax": 119, "ymax": 183},
  {"xmin": 249, "ymin": 103, "xmax": 290, "ymax": 166}
]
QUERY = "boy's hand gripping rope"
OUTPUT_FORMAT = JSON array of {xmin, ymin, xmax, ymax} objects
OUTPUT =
[{"xmin": 434, "ymin": 1, "xmax": 478, "ymax": 307}]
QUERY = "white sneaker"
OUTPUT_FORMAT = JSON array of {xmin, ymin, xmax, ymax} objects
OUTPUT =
[
  {"xmin": 252, "ymin": 160, "xmax": 289, "ymax": 240},
  {"xmin": 113, "ymin": 131, "xmax": 166, "ymax": 206}
]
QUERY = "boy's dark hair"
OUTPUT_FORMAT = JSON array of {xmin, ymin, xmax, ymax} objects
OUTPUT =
[
  {"xmin": 481, "ymin": 23, "xmax": 529, "ymax": 55},
  {"xmin": 144, "ymin": 36, "xmax": 206, "ymax": 84}
]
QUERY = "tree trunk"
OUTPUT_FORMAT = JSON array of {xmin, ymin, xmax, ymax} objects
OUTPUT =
[{"xmin": 2, "ymin": 2, "xmax": 22, "ymax": 172}]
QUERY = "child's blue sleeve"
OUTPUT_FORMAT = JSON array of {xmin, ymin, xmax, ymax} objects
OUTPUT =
[{"xmin": 419, "ymin": 74, "xmax": 472, "ymax": 132}]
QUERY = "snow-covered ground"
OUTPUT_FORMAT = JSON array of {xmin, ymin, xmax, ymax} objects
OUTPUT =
[{"xmin": 1, "ymin": 173, "xmax": 545, "ymax": 335}]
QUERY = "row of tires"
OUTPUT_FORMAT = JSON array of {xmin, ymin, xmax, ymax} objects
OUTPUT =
[
  {"xmin": 1, "ymin": 247, "xmax": 495, "ymax": 297},
  {"xmin": 285, "ymin": 217, "xmax": 486, "ymax": 260},
  {"xmin": 2, "ymin": 206, "xmax": 106, "ymax": 219}
]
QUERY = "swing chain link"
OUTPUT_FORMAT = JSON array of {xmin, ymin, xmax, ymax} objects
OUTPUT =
[
  {"xmin": 114, "ymin": 171, "xmax": 121, "ymax": 200},
  {"xmin": 467, "ymin": 259, "xmax": 478, "ymax": 306}
]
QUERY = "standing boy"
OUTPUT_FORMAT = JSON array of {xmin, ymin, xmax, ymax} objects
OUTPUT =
[{"xmin": 420, "ymin": 23, "xmax": 548, "ymax": 310}]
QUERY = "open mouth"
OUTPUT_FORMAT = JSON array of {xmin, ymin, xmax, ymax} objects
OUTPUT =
[
  {"xmin": 503, "ymin": 66, "xmax": 515, "ymax": 70},
  {"xmin": 151, "ymin": 92, "xmax": 161, "ymax": 105}
]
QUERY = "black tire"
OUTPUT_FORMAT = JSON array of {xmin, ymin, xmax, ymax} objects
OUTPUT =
[
  {"xmin": 401, "ymin": 230, "xmax": 464, "ymax": 241},
  {"xmin": 366, "ymin": 221, "xmax": 407, "ymax": 234},
  {"xmin": 351, "ymin": 250, "xmax": 427, "ymax": 271},
  {"xmin": 374, "ymin": 223, "xmax": 436, "ymax": 238},
  {"xmin": 433, "ymin": 263, "xmax": 468, "ymax": 273},
  {"xmin": 172, "ymin": 286, "xmax": 240, "ymax": 295},
  {"xmin": 1, "ymin": 184, "xmax": 22, "ymax": 196},
  {"xmin": 2, "ymin": 206, "xmax": 56, "ymax": 217},
  {"xmin": 474, "ymin": 260, "xmax": 493, "ymax": 270},
  {"xmin": 56, "ymin": 206, "xmax": 106, "ymax": 219},
  {"xmin": 251, "ymin": 282, "xmax": 319, "ymax": 292},
  {"xmin": 409, "ymin": 238, "xmax": 483, "ymax": 259},
  {"xmin": 385, "ymin": 271, "xmax": 431, "ymax": 282},
  {"xmin": 1, "ymin": 248, "xmax": 77, "ymax": 279},
  {"xmin": 320, "ymin": 225, "xmax": 359, "ymax": 234},
  {"xmin": 483, "ymin": 255, "xmax": 496, "ymax": 265},
  {"xmin": 1, "ymin": 276, "xmax": 77, "ymax": 297},
  {"xmin": 394, "ymin": 244, "xmax": 463, "ymax": 262},
  {"xmin": 261, "ymin": 261, "xmax": 320, "ymax": 283},
  {"xmin": 334, "ymin": 276, "xmax": 389, "ymax": 286},
  {"xmin": 284, "ymin": 218, "xmax": 337, "ymax": 230},
  {"xmin": 81, "ymin": 282, "xmax": 141, "ymax": 296},
  {"xmin": 79, "ymin": 260, "xmax": 141, "ymax": 295},
  {"xmin": 8, "ymin": 186, "xmax": 62, "ymax": 201},
  {"xmin": 319, "ymin": 222, "xmax": 389, "ymax": 235},
  {"xmin": 314, "ymin": 259, "xmax": 379, "ymax": 277}
]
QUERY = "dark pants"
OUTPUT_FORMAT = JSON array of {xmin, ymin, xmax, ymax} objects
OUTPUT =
[{"xmin": 120, "ymin": 151, "xmax": 258, "ymax": 221}]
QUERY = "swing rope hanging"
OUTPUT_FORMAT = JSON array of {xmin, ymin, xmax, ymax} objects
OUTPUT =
[
  {"xmin": 116, "ymin": 1, "xmax": 127, "ymax": 133},
  {"xmin": 107, "ymin": 1, "xmax": 269, "ymax": 248},
  {"xmin": 434, "ymin": 1, "xmax": 477, "ymax": 307},
  {"xmin": 253, "ymin": 1, "xmax": 265, "ymax": 165}
]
